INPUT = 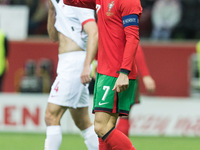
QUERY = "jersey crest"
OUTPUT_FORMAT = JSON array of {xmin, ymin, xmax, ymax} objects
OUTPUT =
[{"xmin": 106, "ymin": 1, "xmax": 114, "ymax": 16}]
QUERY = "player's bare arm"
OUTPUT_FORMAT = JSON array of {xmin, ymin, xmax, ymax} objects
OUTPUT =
[
  {"xmin": 81, "ymin": 21, "xmax": 98, "ymax": 85},
  {"xmin": 47, "ymin": 0, "xmax": 58, "ymax": 42}
]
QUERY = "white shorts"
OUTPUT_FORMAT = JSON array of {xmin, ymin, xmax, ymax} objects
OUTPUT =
[{"xmin": 48, "ymin": 51, "xmax": 89, "ymax": 108}]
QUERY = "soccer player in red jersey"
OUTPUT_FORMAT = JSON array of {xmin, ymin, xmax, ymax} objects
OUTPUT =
[
  {"xmin": 116, "ymin": 44, "xmax": 156, "ymax": 137},
  {"xmin": 64, "ymin": 0, "xmax": 142, "ymax": 149}
]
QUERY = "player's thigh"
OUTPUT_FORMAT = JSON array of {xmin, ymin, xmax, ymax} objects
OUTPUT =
[
  {"xmin": 95, "ymin": 112, "xmax": 118, "ymax": 126},
  {"xmin": 94, "ymin": 112, "xmax": 118, "ymax": 136},
  {"xmin": 69, "ymin": 107, "xmax": 92, "ymax": 130},
  {"xmin": 93, "ymin": 73, "xmax": 117, "ymax": 110}
]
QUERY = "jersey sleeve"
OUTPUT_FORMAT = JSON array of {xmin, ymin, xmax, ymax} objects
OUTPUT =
[
  {"xmin": 135, "ymin": 45, "xmax": 150, "ymax": 77},
  {"xmin": 63, "ymin": 0, "xmax": 95, "ymax": 10},
  {"xmin": 73, "ymin": 7, "xmax": 95, "ymax": 26},
  {"xmin": 119, "ymin": 0, "xmax": 142, "ymax": 73},
  {"xmin": 120, "ymin": 25, "xmax": 139, "ymax": 73}
]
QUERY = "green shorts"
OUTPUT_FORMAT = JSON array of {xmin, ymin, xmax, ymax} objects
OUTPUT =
[
  {"xmin": 130, "ymin": 78, "xmax": 141, "ymax": 105},
  {"xmin": 93, "ymin": 73, "xmax": 136, "ymax": 116}
]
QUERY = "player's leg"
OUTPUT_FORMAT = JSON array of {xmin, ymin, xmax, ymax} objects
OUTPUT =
[
  {"xmin": 69, "ymin": 107, "xmax": 99, "ymax": 150},
  {"xmin": 69, "ymin": 107, "xmax": 92, "ymax": 130},
  {"xmin": 64, "ymin": 51, "xmax": 98, "ymax": 149},
  {"xmin": 94, "ymin": 112, "xmax": 135, "ymax": 150},
  {"xmin": 44, "ymin": 103, "xmax": 67, "ymax": 150},
  {"xmin": 44, "ymin": 71, "xmax": 69, "ymax": 150},
  {"xmin": 44, "ymin": 51, "xmax": 90, "ymax": 150},
  {"xmin": 93, "ymin": 73, "xmax": 136, "ymax": 149},
  {"xmin": 94, "ymin": 112, "xmax": 116, "ymax": 150}
]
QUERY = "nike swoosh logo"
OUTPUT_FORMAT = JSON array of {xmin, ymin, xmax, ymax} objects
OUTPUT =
[
  {"xmin": 99, "ymin": 102, "xmax": 109, "ymax": 106},
  {"xmin": 51, "ymin": 95, "xmax": 57, "ymax": 97}
]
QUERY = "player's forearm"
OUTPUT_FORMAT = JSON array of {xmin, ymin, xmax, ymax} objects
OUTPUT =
[
  {"xmin": 47, "ymin": 9, "xmax": 58, "ymax": 42},
  {"xmin": 80, "ymin": 22, "xmax": 98, "ymax": 85},
  {"xmin": 84, "ymin": 31, "xmax": 98, "ymax": 67},
  {"xmin": 83, "ymin": 21, "xmax": 98, "ymax": 66},
  {"xmin": 121, "ymin": 26, "xmax": 139, "ymax": 74}
]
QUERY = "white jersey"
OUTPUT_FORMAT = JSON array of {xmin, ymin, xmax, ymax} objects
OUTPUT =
[{"xmin": 51, "ymin": 0, "xmax": 95, "ymax": 51}]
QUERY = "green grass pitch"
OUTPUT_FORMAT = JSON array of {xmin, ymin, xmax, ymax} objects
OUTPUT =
[{"xmin": 0, "ymin": 132, "xmax": 200, "ymax": 150}]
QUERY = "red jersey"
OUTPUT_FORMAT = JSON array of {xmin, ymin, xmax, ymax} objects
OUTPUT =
[{"xmin": 64, "ymin": 0, "xmax": 142, "ymax": 79}]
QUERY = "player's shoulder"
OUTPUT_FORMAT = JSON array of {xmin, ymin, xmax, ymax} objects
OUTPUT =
[
  {"xmin": 118, "ymin": 0, "xmax": 142, "ymax": 7},
  {"xmin": 71, "ymin": 5, "xmax": 95, "ymax": 13},
  {"xmin": 71, "ymin": 5, "xmax": 95, "ymax": 19},
  {"xmin": 118, "ymin": 0, "xmax": 142, "ymax": 16}
]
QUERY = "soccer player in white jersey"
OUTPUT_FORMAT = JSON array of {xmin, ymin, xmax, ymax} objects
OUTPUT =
[{"xmin": 44, "ymin": 0, "xmax": 98, "ymax": 150}]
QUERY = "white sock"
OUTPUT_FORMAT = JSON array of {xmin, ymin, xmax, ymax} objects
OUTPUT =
[
  {"xmin": 44, "ymin": 125, "xmax": 62, "ymax": 150},
  {"xmin": 81, "ymin": 125, "xmax": 99, "ymax": 150}
]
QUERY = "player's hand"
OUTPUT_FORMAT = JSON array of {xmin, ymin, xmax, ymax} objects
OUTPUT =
[
  {"xmin": 143, "ymin": 75, "xmax": 156, "ymax": 93},
  {"xmin": 90, "ymin": 60, "xmax": 97, "ymax": 80},
  {"xmin": 81, "ymin": 65, "xmax": 92, "ymax": 86},
  {"xmin": 112, "ymin": 73, "xmax": 129, "ymax": 93}
]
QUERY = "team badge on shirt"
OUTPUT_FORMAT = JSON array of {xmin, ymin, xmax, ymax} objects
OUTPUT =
[{"xmin": 106, "ymin": 1, "xmax": 114, "ymax": 16}]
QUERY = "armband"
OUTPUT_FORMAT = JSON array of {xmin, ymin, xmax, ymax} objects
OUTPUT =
[{"xmin": 122, "ymin": 14, "xmax": 139, "ymax": 28}]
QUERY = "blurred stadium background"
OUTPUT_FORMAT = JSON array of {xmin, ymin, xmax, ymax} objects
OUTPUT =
[{"xmin": 0, "ymin": 0, "xmax": 200, "ymax": 150}]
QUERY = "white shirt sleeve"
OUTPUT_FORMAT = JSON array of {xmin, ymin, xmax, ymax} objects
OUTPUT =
[{"xmin": 72, "ymin": 7, "xmax": 95, "ymax": 25}]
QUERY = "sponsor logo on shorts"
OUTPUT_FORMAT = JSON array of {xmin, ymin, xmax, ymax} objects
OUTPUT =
[{"xmin": 99, "ymin": 102, "xmax": 109, "ymax": 106}]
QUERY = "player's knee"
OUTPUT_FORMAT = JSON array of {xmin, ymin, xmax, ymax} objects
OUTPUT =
[
  {"xmin": 45, "ymin": 111, "xmax": 58, "ymax": 126},
  {"xmin": 74, "ymin": 119, "xmax": 83, "ymax": 129},
  {"xmin": 94, "ymin": 119, "xmax": 117, "ymax": 137},
  {"xmin": 44, "ymin": 111, "xmax": 52, "ymax": 125},
  {"xmin": 94, "ymin": 122, "xmax": 105, "ymax": 137}
]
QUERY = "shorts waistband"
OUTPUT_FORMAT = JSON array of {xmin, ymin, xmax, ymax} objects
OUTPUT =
[{"xmin": 58, "ymin": 51, "xmax": 86, "ymax": 60}]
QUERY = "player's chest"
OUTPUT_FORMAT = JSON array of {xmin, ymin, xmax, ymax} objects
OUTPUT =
[{"xmin": 96, "ymin": 0, "xmax": 120, "ymax": 20}]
